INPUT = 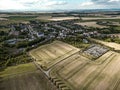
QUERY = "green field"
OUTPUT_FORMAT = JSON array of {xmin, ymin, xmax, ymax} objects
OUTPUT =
[
  {"xmin": 0, "ymin": 63, "xmax": 56, "ymax": 90},
  {"xmin": 6, "ymin": 16, "xmax": 38, "ymax": 21},
  {"xmin": 0, "ymin": 63, "xmax": 37, "ymax": 78}
]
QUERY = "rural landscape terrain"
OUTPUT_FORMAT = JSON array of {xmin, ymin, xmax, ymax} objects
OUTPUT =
[{"xmin": 1, "ymin": 9, "xmax": 120, "ymax": 90}]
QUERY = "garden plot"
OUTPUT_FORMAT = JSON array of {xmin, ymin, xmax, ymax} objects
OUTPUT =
[{"xmin": 83, "ymin": 44, "xmax": 108, "ymax": 59}]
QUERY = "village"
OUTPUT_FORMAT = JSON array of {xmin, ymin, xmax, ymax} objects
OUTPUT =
[
  {"xmin": 5, "ymin": 20, "xmax": 102, "ymax": 47},
  {"xmin": 0, "ymin": 9, "xmax": 120, "ymax": 90}
]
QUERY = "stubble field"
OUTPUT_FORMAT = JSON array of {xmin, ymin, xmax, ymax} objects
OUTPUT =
[
  {"xmin": 29, "ymin": 41, "xmax": 80, "ymax": 70},
  {"xmin": 75, "ymin": 22, "xmax": 106, "ymax": 28},
  {"xmin": 29, "ymin": 40, "xmax": 120, "ymax": 90},
  {"xmin": 48, "ymin": 17, "xmax": 80, "ymax": 21},
  {"xmin": 50, "ymin": 51, "xmax": 120, "ymax": 90},
  {"xmin": 0, "ymin": 63, "xmax": 56, "ymax": 90}
]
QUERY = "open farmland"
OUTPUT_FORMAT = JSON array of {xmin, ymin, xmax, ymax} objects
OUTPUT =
[
  {"xmin": 0, "ymin": 71, "xmax": 50, "ymax": 90},
  {"xmin": 50, "ymin": 51, "xmax": 120, "ymax": 90},
  {"xmin": 0, "ymin": 63, "xmax": 57, "ymax": 90},
  {"xmin": 48, "ymin": 17, "xmax": 80, "ymax": 21},
  {"xmin": 91, "ymin": 39, "xmax": 120, "ymax": 50},
  {"xmin": 75, "ymin": 22, "xmax": 106, "ymax": 28},
  {"xmin": 36, "ymin": 15, "xmax": 52, "ymax": 20},
  {"xmin": 29, "ymin": 41, "xmax": 80, "ymax": 70},
  {"xmin": 28, "ymin": 40, "xmax": 120, "ymax": 90},
  {"xmin": 0, "ymin": 18, "xmax": 8, "ymax": 21},
  {"xmin": 82, "ymin": 16, "xmax": 120, "ymax": 20},
  {"xmin": 0, "ymin": 14, "xmax": 9, "ymax": 17}
]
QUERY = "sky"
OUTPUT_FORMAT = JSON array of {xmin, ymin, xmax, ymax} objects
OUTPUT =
[{"xmin": 0, "ymin": 0, "xmax": 120, "ymax": 11}]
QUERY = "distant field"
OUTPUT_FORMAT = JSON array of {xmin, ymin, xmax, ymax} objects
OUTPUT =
[
  {"xmin": 0, "ymin": 14, "xmax": 9, "ymax": 17},
  {"xmin": 0, "ymin": 28, "xmax": 9, "ymax": 32},
  {"xmin": 82, "ymin": 16, "xmax": 120, "ymax": 20},
  {"xmin": 29, "ymin": 41, "xmax": 80, "ymax": 70},
  {"xmin": 0, "ymin": 18, "xmax": 8, "ymax": 21},
  {"xmin": 75, "ymin": 22, "xmax": 106, "ymax": 28},
  {"xmin": 92, "ymin": 39, "xmax": 120, "ymax": 50},
  {"xmin": 36, "ymin": 15, "xmax": 52, "ymax": 20},
  {"xmin": 50, "ymin": 51, "xmax": 120, "ymax": 90},
  {"xmin": 6, "ymin": 16, "xmax": 38, "ymax": 21},
  {"xmin": 48, "ymin": 17, "xmax": 80, "ymax": 21}
]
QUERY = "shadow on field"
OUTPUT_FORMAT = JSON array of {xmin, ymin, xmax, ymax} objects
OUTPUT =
[
  {"xmin": 0, "ymin": 68, "xmax": 5, "ymax": 90},
  {"xmin": 0, "ymin": 77, "xmax": 5, "ymax": 90}
]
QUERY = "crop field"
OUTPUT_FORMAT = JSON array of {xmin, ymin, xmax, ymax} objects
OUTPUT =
[
  {"xmin": 50, "ymin": 51, "xmax": 120, "ymax": 90},
  {"xmin": 75, "ymin": 22, "xmax": 106, "ymax": 28},
  {"xmin": 0, "ymin": 18, "xmax": 8, "ymax": 21},
  {"xmin": 29, "ymin": 40, "xmax": 120, "ymax": 90},
  {"xmin": 0, "ymin": 71, "xmax": 47, "ymax": 90},
  {"xmin": 82, "ymin": 16, "xmax": 120, "ymax": 20},
  {"xmin": 0, "ymin": 63, "xmax": 56, "ymax": 90},
  {"xmin": 91, "ymin": 39, "xmax": 120, "ymax": 50},
  {"xmin": 0, "ymin": 63, "xmax": 37, "ymax": 78},
  {"xmin": 29, "ymin": 41, "xmax": 80, "ymax": 70},
  {"xmin": 48, "ymin": 17, "xmax": 79, "ymax": 21}
]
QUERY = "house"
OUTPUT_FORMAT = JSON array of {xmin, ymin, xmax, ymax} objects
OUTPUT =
[
  {"xmin": 37, "ymin": 32, "xmax": 44, "ymax": 38},
  {"xmin": 9, "ymin": 30, "xmax": 19, "ymax": 36},
  {"xmin": 6, "ymin": 39, "xmax": 17, "ymax": 45}
]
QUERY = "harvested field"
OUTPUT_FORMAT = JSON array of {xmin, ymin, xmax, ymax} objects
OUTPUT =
[
  {"xmin": 82, "ymin": 16, "xmax": 120, "ymax": 20},
  {"xmin": 92, "ymin": 39, "xmax": 120, "ymax": 50},
  {"xmin": 0, "ymin": 18, "xmax": 8, "ymax": 21},
  {"xmin": 50, "ymin": 51, "xmax": 120, "ymax": 90},
  {"xmin": 0, "ymin": 63, "xmax": 37, "ymax": 78},
  {"xmin": 36, "ymin": 16, "xmax": 52, "ymax": 20},
  {"xmin": 0, "ymin": 63, "xmax": 57, "ymax": 90},
  {"xmin": 0, "ymin": 14, "xmax": 9, "ymax": 17},
  {"xmin": 48, "ymin": 17, "xmax": 79, "ymax": 21},
  {"xmin": 75, "ymin": 22, "xmax": 106, "ymax": 28},
  {"xmin": 0, "ymin": 70, "xmax": 57, "ymax": 90},
  {"xmin": 0, "ymin": 71, "xmax": 44, "ymax": 90},
  {"xmin": 29, "ymin": 41, "xmax": 80, "ymax": 70},
  {"xmin": 29, "ymin": 40, "xmax": 120, "ymax": 90}
]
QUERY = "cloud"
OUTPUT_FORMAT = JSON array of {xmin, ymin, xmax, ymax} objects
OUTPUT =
[
  {"xmin": 0, "ymin": 0, "xmax": 68, "ymax": 10},
  {"xmin": 91, "ymin": 0, "xmax": 120, "ymax": 4},
  {"xmin": 0, "ymin": 0, "xmax": 27, "ymax": 10},
  {"xmin": 81, "ymin": 2, "xmax": 94, "ymax": 6},
  {"xmin": 45, "ymin": 1, "xmax": 67, "ymax": 6},
  {"xmin": 79, "ymin": 0, "xmax": 120, "ymax": 9},
  {"xmin": 0, "ymin": 0, "xmax": 120, "ymax": 11},
  {"xmin": 108, "ymin": 0, "xmax": 120, "ymax": 2}
]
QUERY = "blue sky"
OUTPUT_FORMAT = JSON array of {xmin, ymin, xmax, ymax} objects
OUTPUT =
[{"xmin": 0, "ymin": 0, "xmax": 120, "ymax": 11}]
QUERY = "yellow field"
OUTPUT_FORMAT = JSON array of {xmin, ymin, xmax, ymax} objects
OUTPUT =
[
  {"xmin": 29, "ymin": 40, "xmax": 120, "ymax": 90},
  {"xmin": 91, "ymin": 39, "xmax": 120, "ymax": 50},
  {"xmin": 0, "ymin": 63, "xmax": 56, "ymax": 90},
  {"xmin": 29, "ymin": 41, "xmax": 80, "ymax": 70},
  {"xmin": 75, "ymin": 22, "xmax": 106, "ymax": 28},
  {"xmin": 0, "ymin": 18, "xmax": 8, "ymax": 21},
  {"xmin": 48, "ymin": 17, "xmax": 80, "ymax": 21},
  {"xmin": 82, "ymin": 16, "xmax": 120, "ymax": 20},
  {"xmin": 50, "ymin": 51, "xmax": 120, "ymax": 90}
]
